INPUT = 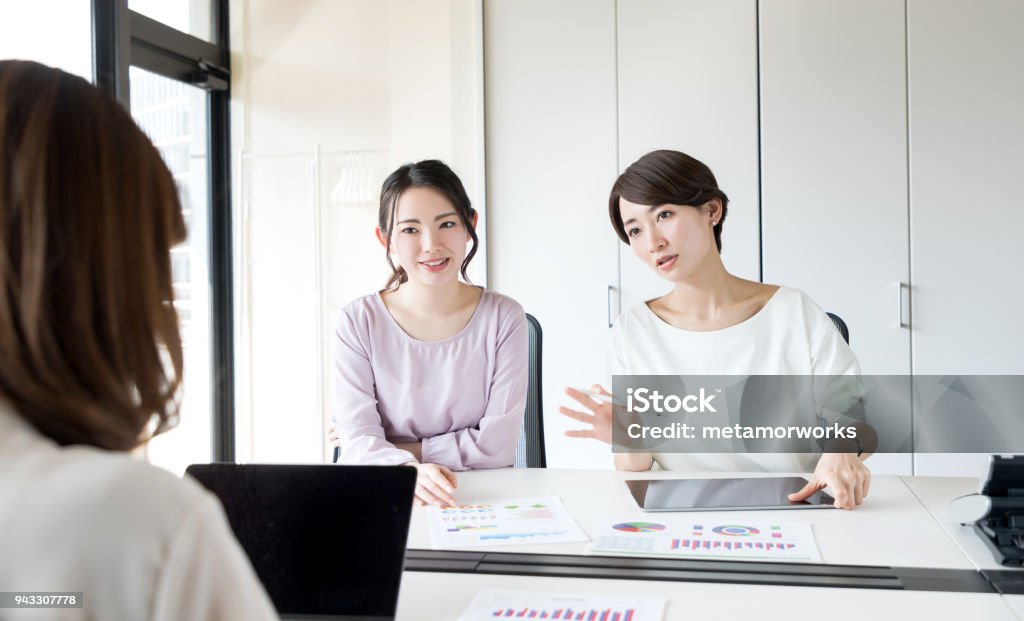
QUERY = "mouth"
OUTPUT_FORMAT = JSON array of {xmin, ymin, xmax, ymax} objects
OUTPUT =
[
  {"xmin": 655, "ymin": 255, "xmax": 678, "ymax": 271},
  {"xmin": 419, "ymin": 257, "xmax": 450, "ymax": 272}
]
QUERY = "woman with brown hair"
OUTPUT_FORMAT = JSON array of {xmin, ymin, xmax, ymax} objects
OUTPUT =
[
  {"xmin": 560, "ymin": 149, "xmax": 873, "ymax": 510},
  {"xmin": 0, "ymin": 61, "xmax": 277, "ymax": 619}
]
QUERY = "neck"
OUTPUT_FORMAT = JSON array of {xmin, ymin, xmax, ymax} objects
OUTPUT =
[
  {"xmin": 391, "ymin": 278, "xmax": 471, "ymax": 315},
  {"xmin": 663, "ymin": 252, "xmax": 739, "ymax": 313}
]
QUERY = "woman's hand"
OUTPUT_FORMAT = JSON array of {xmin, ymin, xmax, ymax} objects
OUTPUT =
[
  {"xmin": 789, "ymin": 452, "xmax": 871, "ymax": 510},
  {"xmin": 558, "ymin": 385, "xmax": 614, "ymax": 444},
  {"xmin": 326, "ymin": 423, "xmax": 340, "ymax": 447},
  {"xmin": 406, "ymin": 462, "xmax": 458, "ymax": 507}
]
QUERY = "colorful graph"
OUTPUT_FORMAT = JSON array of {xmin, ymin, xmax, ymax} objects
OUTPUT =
[
  {"xmin": 489, "ymin": 606, "xmax": 636, "ymax": 619},
  {"xmin": 612, "ymin": 522, "xmax": 665, "ymax": 533},
  {"xmin": 671, "ymin": 539, "xmax": 795, "ymax": 551},
  {"xmin": 711, "ymin": 525, "xmax": 760, "ymax": 536},
  {"xmin": 480, "ymin": 530, "xmax": 567, "ymax": 541},
  {"xmin": 441, "ymin": 504, "xmax": 493, "ymax": 514},
  {"xmin": 447, "ymin": 524, "xmax": 498, "ymax": 533}
]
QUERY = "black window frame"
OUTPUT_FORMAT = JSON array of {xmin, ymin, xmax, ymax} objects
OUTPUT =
[{"xmin": 92, "ymin": 0, "xmax": 235, "ymax": 462}]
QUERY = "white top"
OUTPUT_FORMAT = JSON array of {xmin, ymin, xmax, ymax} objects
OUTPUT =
[
  {"xmin": 609, "ymin": 286, "xmax": 862, "ymax": 472},
  {"xmin": 0, "ymin": 401, "xmax": 278, "ymax": 621}
]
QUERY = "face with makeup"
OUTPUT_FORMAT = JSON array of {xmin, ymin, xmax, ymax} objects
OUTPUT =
[
  {"xmin": 619, "ymin": 197, "xmax": 721, "ymax": 282},
  {"xmin": 377, "ymin": 186, "xmax": 477, "ymax": 287}
]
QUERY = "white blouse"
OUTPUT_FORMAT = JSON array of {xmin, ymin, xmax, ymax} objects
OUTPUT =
[
  {"xmin": 0, "ymin": 401, "xmax": 278, "ymax": 621},
  {"xmin": 609, "ymin": 286, "xmax": 862, "ymax": 473}
]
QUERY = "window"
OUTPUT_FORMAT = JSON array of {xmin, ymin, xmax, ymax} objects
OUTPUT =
[{"xmin": 93, "ymin": 0, "xmax": 233, "ymax": 472}]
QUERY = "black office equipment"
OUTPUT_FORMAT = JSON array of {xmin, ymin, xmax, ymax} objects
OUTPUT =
[
  {"xmin": 951, "ymin": 455, "xmax": 1024, "ymax": 566},
  {"xmin": 186, "ymin": 464, "xmax": 416, "ymax": 620}
]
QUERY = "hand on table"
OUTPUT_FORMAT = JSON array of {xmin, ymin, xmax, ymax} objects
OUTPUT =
[
  {"xmin": 789, "ymin": 452, "xmax": 871, "ymax": 510},
  {"xmin": 558, "ymin": 385, "xmax": 614, "ymax": 444},
  {"xmin": 406, "ymin": 462, "xmax": 458, "ymax": 507}
]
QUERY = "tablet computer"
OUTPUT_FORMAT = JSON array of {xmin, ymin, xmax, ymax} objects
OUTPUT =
[{"xmin": 625, "ymin": 477, "xmax": 835, "ymax": 512}]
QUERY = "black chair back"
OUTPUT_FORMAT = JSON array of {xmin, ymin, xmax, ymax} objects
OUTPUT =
[
  {"xmin": 515, "ymin": 313, "xmax": 546, "ymax": 468},
  {"xmin": 826, "ymin": 312, "xmax": 850, "ymax": 345}
]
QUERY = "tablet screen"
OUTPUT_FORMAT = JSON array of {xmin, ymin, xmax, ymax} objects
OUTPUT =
[{"xmin": 625, "ymin": 477, "xmax": 835, "ymax": 511}]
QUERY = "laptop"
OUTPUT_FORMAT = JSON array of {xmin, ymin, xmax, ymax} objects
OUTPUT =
[{"xmin": 186, "ymin": 464, "xmax": 417, "ymax": 621}]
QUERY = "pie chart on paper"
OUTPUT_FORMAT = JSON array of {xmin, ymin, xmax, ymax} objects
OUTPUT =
[{"xmin": 612, "ymin": 522, "xmax": 666, "ymax": 533}]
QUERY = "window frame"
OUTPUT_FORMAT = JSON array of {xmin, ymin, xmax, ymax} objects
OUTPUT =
[{"xmin": 92, "ymin": 0, "xmax": 235, "ymax": 461}]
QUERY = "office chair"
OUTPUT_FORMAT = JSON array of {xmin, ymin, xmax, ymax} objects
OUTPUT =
[
  {"xmin": 333, "ymin": 312, "xmax": 547, "ymax": 467},
  {"xmin": 826, "ymin": 312, "xmax": 850, "ymax": 345},
  {"xmin": 515, "ymin": 313, "xmax": 546, "ymax": 468}
]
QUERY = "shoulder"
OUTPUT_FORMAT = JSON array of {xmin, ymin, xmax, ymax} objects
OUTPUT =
[
  {"xmin": 614, "ymin": 300, "xmax": 657, "ymax": 333},
  {"xmin": 335, "ymin": 292, "xmax": 387, "ymax": 339},
  {"xmin": 481, "ymin": 289, "xmax": 526, "ymax": 325},
  {"xmin": 338, "ymin": 292, "xmax": 382, "ymax": 323}
]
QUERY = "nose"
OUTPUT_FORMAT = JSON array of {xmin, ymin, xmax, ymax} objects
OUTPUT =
[
  {"xmin": 645, "ymin": 228, "xmax": 666, "ymax": 252},
  {"xmin": 420, "ymin": 229, "xmax": 441, "ymax": 253}
]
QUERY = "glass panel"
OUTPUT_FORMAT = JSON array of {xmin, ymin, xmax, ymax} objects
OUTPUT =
[
  {"xmin": 0, "ymin": 0, "xmax": 93, "ymax": 81},
  {"xmin": 130, "ymin": 66, "xmax": 212, "ymax": 474},
  {"xmin": 129, "ymin": 0, "xmax": 214, "ymax": 43}
]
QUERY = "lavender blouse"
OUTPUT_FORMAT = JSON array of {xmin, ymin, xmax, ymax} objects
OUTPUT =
[{"xmin": 331, "ymin": 289, "xmax": 528, "ymax": 470}]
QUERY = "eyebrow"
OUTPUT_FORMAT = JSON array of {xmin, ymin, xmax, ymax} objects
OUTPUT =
[
  {"xmin": 622, "ymin": 205, "xmax": 662, "ymax": 226},
  {"xmin": 396, "ymin": 211, "xmax": 459, "ymax": 225}
]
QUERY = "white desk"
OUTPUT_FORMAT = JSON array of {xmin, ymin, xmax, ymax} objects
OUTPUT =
[
  {"xmin": 396, "ymin": 469, "xmax": 1018, "ymax": 620},
  {"xmin": 406, "ymin": 469, "xmax": 974, "ymax": 569},
  {"xmin": 901, "ymin": 475, "xmax": 1002, "ymax": 570},
  {"xmin": 397, "ymin": 571, "xmax": 1018, "ymax": 620}
]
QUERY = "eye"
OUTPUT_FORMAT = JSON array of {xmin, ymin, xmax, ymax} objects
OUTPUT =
[
  {"xmin": 656, "ymin": 210, "xmax": 673, "ymax": 221},
  {"xmin": 626, "ymin": 227, "xmax": 641, "ymax": 238},
  {"xmin": 439, "ymin": 220, "xmax": 457, "ymax": 229},
  {"xmin": 400, "ymin": 226, "xmax": 418, "ymax": 234}
]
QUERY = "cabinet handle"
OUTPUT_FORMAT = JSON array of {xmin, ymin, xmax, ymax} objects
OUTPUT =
[
  {"xmin": 607, "ymin": 285, "xmax": 615, "ymax": 328},
  {"xmin": 898, "ymin": 282, "xmax": 910, "ymax": 328}
]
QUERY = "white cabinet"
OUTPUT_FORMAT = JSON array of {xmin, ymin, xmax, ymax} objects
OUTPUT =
[
  {"xmin": 484, "ymin": 0, "xmax": 619, "ymax": 468},
  {"xmin": 758, "ymin": 0, "xmax": 912, "ymax": 474},
  {"xmin": 907, "ymin": 0, "xmax": 1024, "ymax": 476},
  {"xmin": 484, "ymin": 0, "xmax": 1021, "ymax": 475},
  {"xmin": 617, "ymin": 0, "xmax": 761, "ymax": 310}
]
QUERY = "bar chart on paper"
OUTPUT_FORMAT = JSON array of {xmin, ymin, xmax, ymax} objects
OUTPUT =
[
  {"xmin": 459, "ymin": 589, "xmax": 665, "ymax": 621},
  {"xmin": 587, "ymin": 519, "xmax": 821, "ymax": 562}
]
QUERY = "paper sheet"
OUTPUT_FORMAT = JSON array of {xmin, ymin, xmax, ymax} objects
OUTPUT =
[
  {"xmin": 587, "ymin": 518, "xmax": 822, "ymax": 562},
  {"xmin": 459, "ymin": 588, "xmax": 665, "ymax": 621},
  {"xmin": 428, "ymin": 497, "xmax": 589, "ymax": 548}
]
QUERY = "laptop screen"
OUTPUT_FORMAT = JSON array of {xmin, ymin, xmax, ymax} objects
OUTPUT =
[{"xmin": 186, "ymin": 464, "xmax": 416, "ymax": 618}]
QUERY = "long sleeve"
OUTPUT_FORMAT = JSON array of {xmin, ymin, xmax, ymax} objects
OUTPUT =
[
  {"xmin": 420, "ymin": 305, "xmax": 528, "ymax": 470},
  {"xmin": 331, "ymin": 308, "xmax": 416, "ymax": 466},
  {"xmin": 152, "ymin": 495, "xmax": 278, "ymax": 621}
]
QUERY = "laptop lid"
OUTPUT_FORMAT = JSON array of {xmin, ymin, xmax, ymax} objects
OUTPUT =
[{"xmin": 185, "ymin": 464, "xmax": 416, "ymax": 620}]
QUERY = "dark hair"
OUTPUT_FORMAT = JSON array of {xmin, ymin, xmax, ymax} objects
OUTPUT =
[
  {"xmin": 0, "ymin": 60, "xmax": 186, "ymax": 450},
  {"xmin": 378, "ymin": 159, "xmax": 477, "ymax": 289},
  {"xmin": 608, "ymin": 149, "xmax": 729, "ymax": 252}
]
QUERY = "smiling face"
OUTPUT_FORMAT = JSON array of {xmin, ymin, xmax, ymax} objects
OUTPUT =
[
  {"xmin": 382, "ymin": 186, "xmax": 474, "ymax": 287},
  {"xmin": 619, "ymin": 197, "xmax": 720, "ymax": 282}
]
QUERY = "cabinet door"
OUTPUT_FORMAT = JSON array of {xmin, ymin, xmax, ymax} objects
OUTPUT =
[
  {"xmin": 908, "ymin": 0, "xmax": 1024, "ymax": 477},
  {"xmin": 484, "ymin": 0, "xmax": 620, "ymax": 468},
  {"xmin": 617, "ymin": 0, "xmax": 761, "ymax": 311},
  {"xmin": 759, "ymin": 0, "xmax": 911, "ymax": 473}
]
